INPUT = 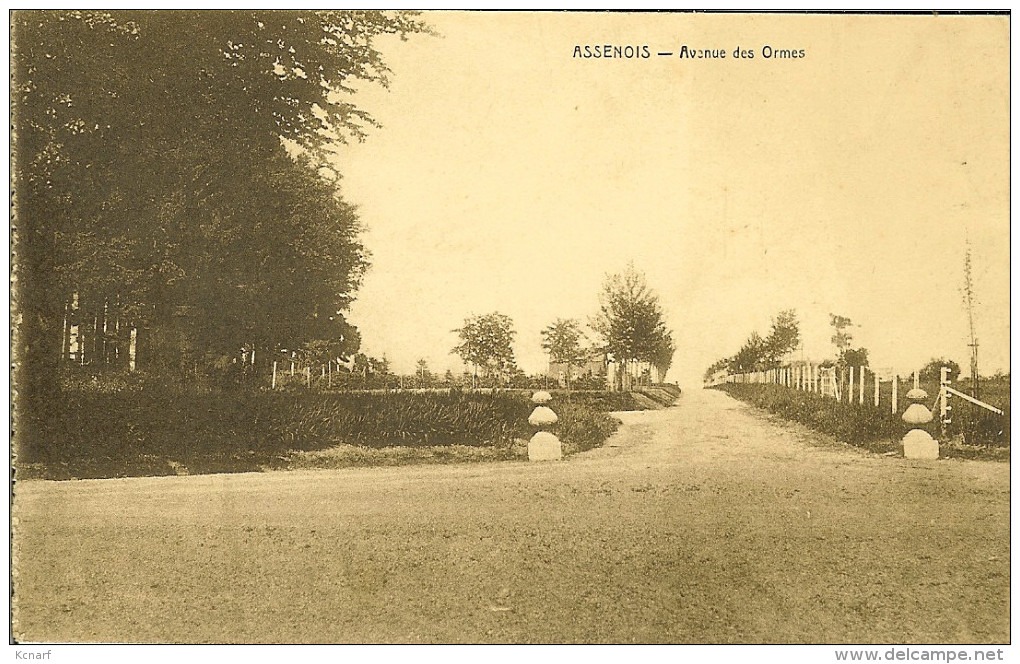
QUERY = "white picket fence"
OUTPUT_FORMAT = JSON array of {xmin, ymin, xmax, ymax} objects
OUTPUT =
[{"xmin": 720, "ymin": 364, "xmax": 1003, "ymax": 431}]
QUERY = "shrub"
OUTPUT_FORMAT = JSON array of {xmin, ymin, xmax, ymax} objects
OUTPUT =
[
  {"xmin": 17, "ymin": 387, "xmax": 535, "ymax": 479},
  {"xmin": 19, "ymin": 383, "xmax": 644, "ymax": 478},
  {"xmin": 554, "ymin": 402, "xmax": 621, "ymax": 454}
]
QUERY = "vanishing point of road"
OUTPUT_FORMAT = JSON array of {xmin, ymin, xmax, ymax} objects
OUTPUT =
[{"xmin": 13, "ymin": 388, "xmax": 1009, "ymax": 643}]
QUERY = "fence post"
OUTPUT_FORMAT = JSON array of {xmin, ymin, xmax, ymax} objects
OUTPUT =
[
  {"xmin": 892, "ymin": 376, "xmax": 898, "ymax": 414},
  {"xmin": 859, "ymin": 366, "xmax": 865, "ymax": 405},
  {"xmin": 874, "ymin": 373, "xmax": 879, "ymax": 407},
  {"xmin": 272, "ymin": 361, "xmax": 277, "ymax": 389},
  {"xmin": 305, "ymin": 366, "xmax": 311, "ymax": 388},
  {"xmin": 128, "ymin": 327, "xmax": 137, "ymax": 372},
  {"xmin": 940, "ymin": 366, "xmax": 952, "ymax": 438}
]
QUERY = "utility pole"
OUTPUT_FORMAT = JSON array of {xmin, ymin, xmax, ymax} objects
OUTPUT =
[{"xmin": 963, "ymin": 239, "xmax": 980, "ymax": 399}]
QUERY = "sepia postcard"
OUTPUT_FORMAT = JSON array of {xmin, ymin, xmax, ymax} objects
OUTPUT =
[{"xmin": 9, "ymin": 9, "xmax": 1011, "ymax": 658}]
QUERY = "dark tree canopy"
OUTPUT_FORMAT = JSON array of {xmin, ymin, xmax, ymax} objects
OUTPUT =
[
  {"xmin": 920, "ymin": 357, "xmax": 961, "ymax": 381},
  {"xmin": 13, "ymin": 10, "xmax": 428, "ymax": 395},
  {"xmin": 838, "ymin": 347, "xmax": 870, "ymax": 370}
]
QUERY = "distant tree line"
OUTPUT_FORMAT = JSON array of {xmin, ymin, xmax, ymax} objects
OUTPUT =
[
  {"xmin": 453, "ymin": 264, "xmax": 676, "ymax": 390},
  {"xmin": 705, "ymin": 311, "xmax": 884, "ymax": 382},
  {"xmin": 703, "ymin": 310, "xmax": 801, "ymax": 381}
]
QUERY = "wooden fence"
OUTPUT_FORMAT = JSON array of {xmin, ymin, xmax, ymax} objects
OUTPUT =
[{"xmin": 720, "ymin": 364, "xmax": 1004, "ymax": 434}]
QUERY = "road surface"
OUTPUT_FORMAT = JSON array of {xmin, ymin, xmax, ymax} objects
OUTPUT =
[{"xmin": 13, "ymin": 388, "xmax": 1009, "ymax": 643}]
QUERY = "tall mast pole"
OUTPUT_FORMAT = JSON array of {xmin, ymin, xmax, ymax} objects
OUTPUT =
[{"xmin": 963, "ymin": 238, "xmax": 979, "ymax": 398}]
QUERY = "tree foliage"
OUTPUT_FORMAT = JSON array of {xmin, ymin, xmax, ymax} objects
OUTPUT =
[
  {"xmin": 591, "ymin": 264, "xmax": 675, "ymax": 383},
  {"xmin": 920, "ymin": 357, "xmax": 961, "ymax": 381},
  {"xmin": 415, "ymin": 358, "xmax": 433, "ymax": 387},
  {"xmin": 541, "ymin": 318, "xmax": 590, "ymax": 387},
  {"xmin": 829, "ymin": 313, "xmax": 854, "ymax": 353},
  {"xmin": 452, "ymin": 313, "xmax": 517, "ymax": 383},
  {"xmin": 709, "ymin": 310, "xmax": 801, "ymax": 377},
  {"xmin": 763, "ymin": 309, "xmax": 800, "ymax": 365},
  {"xmin": 13, "ymin": 10, "xmax": 428, "ymax": 398},
  {"xmin": 730, "ymin": 331, "xmax": 768, "ymax": 373},
  {"xmin": 837, "ymin": 347, "xmax": 870, "ymax": 371},
  {"xmin": 704, "ymin": 356, "xmax": 731, "ymax": 383}
]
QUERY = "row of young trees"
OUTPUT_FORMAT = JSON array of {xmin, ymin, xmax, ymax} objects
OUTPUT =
[
  {"xmin": 706, "ymin": 310, "xmax": 974, "ymax": 388},
  {"xmin": 703, "ymin": 310, "xmax": 802, "ymax": 381},
  {"xmin": 14, "ymin": 11, "xmax": 428, "ymax": 410},
  {"xmin": 451, "ymin": 264, "xmax": 676, "ymax": 389},
  {"xmin": 704, "ymin": 311, "xmax": 876, "ymax": 382}
]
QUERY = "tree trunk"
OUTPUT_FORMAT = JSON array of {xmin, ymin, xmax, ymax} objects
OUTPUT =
[{"xmin": 60, "ymin": 297, "xmax": 71, "ymax": 362}]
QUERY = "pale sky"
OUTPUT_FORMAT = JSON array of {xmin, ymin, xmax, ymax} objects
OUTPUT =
[{"xmin": 331, "ymin": 12, "xmax": 1009, "ymax": 388}]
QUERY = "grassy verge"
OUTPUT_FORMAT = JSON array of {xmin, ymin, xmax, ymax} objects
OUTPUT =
[
  {"xmin": 712, "ymin": 383, "xmax": 1008, "ymax": 461},
  {"xmin": 16, "ymin": 385, "xmax": 634, "ymax": 480}
]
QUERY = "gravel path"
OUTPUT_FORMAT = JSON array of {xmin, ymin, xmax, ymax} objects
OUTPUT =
[{"xmin": 13, "ymin": 388, "xmax": 1009, "ymax": 643}]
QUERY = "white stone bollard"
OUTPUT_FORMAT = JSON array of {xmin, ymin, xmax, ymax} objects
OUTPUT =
[
  {"xmin": 902, "ymin": 387, "xmax": 938, "ymax": 459},
  {"xmin": 528, "ymin": 390, "xmax": 562, "ymax": 461}
]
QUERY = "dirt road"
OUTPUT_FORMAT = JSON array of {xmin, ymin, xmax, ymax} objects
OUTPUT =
[{"xmin": 13, "ymin": 388, "xmax": 1009, "ymax": 643}]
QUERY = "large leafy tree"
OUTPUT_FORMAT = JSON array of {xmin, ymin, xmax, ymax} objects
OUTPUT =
[
  {"xmin": 452, "ymin": 313, "xmax": 517, "ymax": 386},
  {"xmin": 592, "ymin": 264, "xmax": 674, "ymax": 389},
  {"xmin": 13, "ymin": 10, "xmax": 427, "ymax": 396}
]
